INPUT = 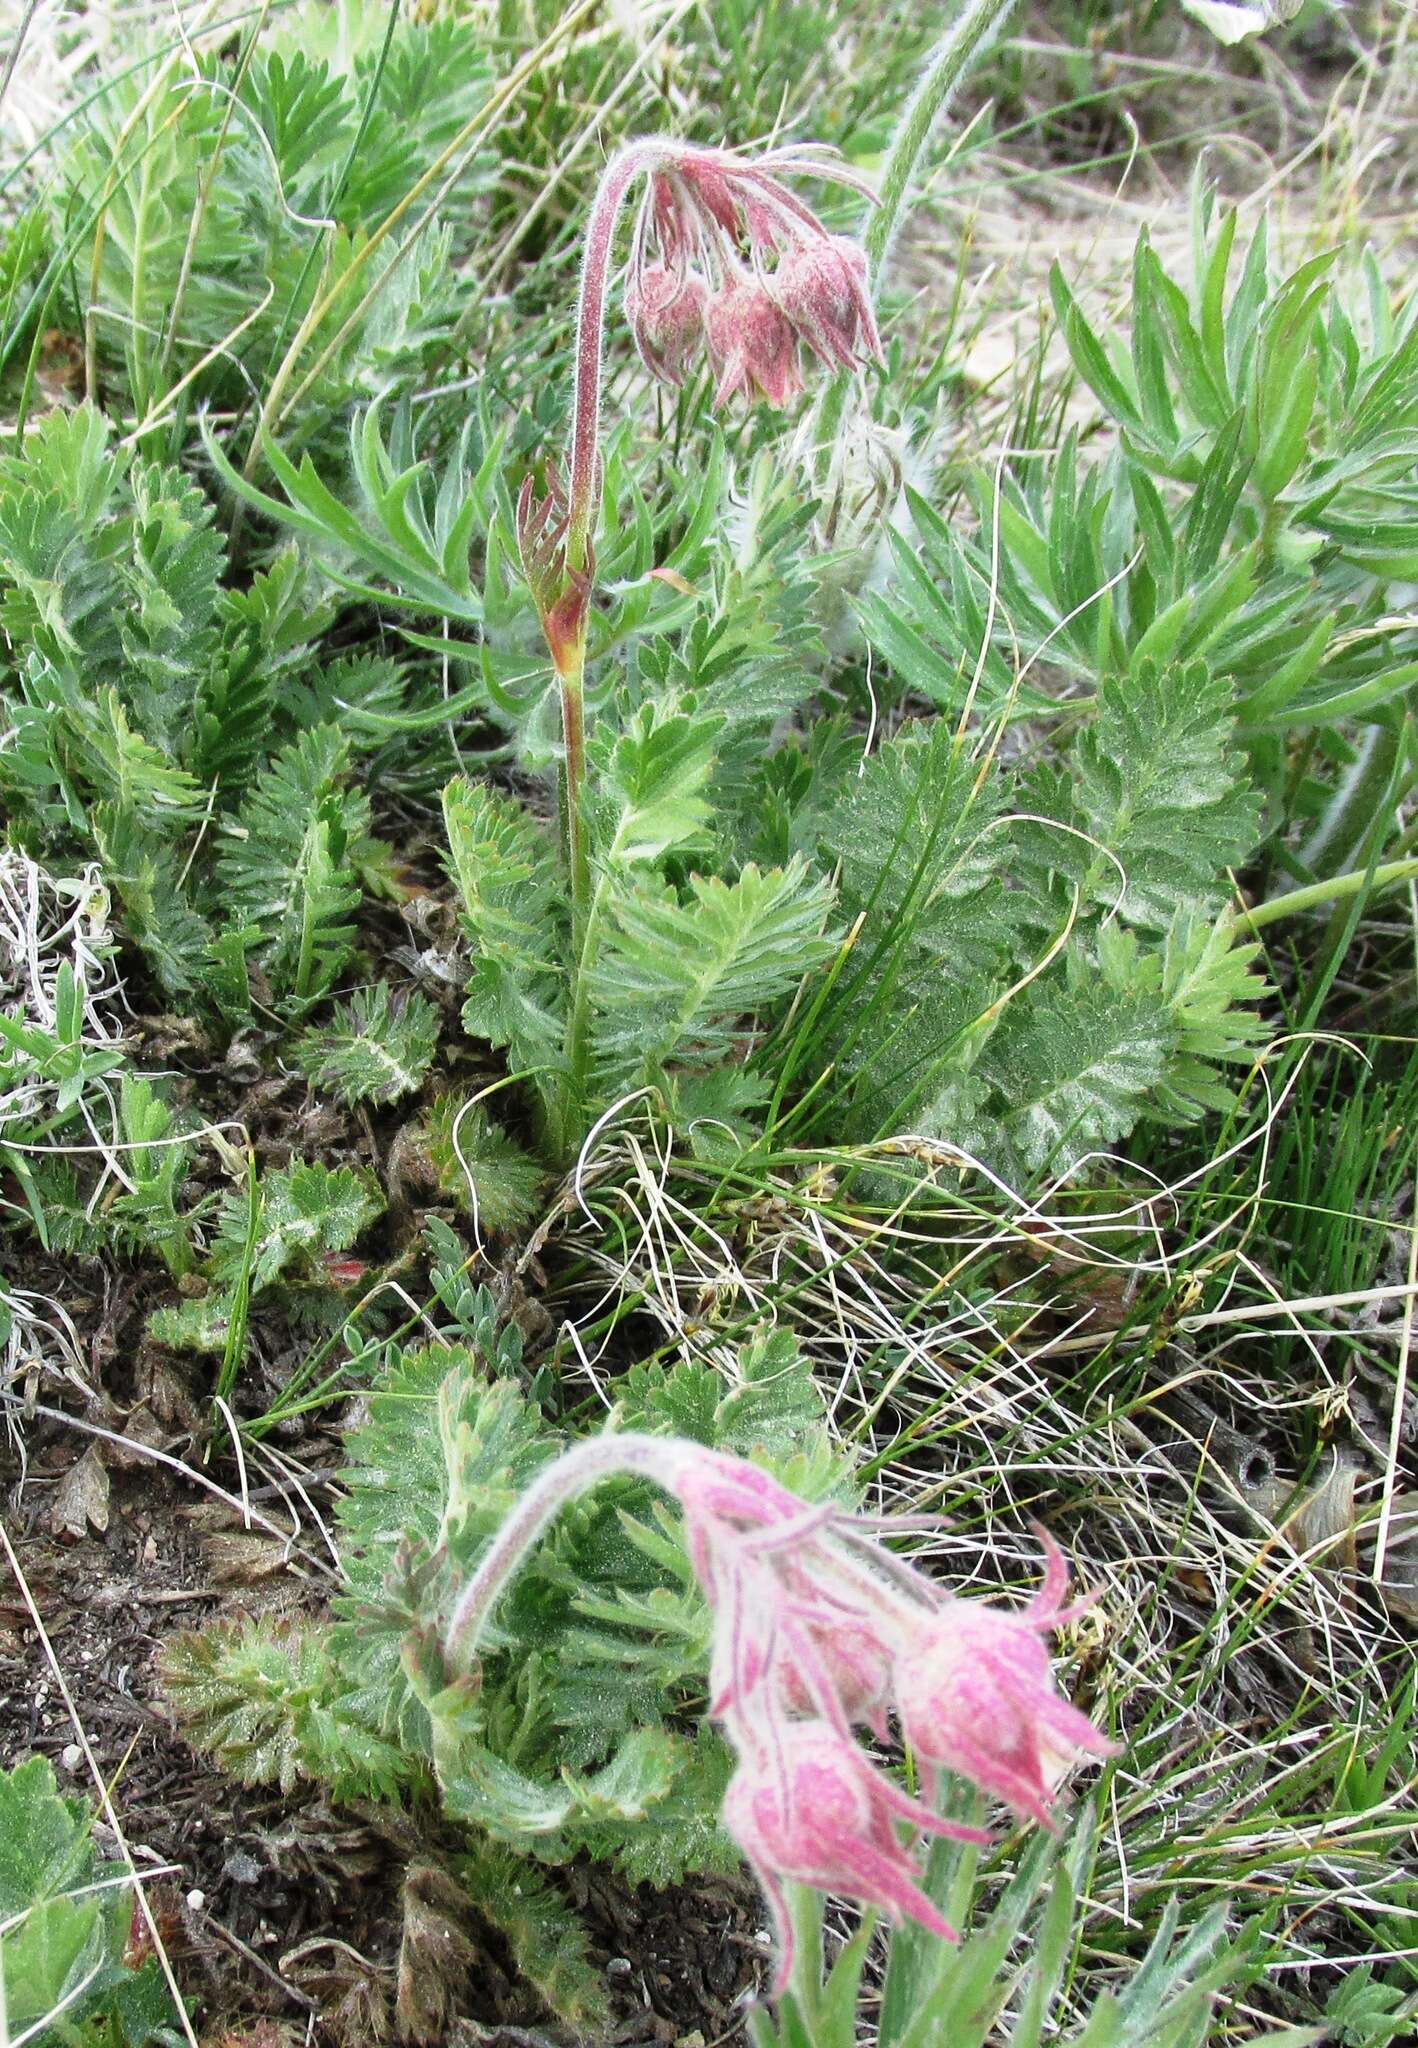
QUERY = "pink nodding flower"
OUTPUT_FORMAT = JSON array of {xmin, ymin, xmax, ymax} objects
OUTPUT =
[
  {"xmin": 894, "ymin": 1533, "xmax": 1118, "ymax": 1827},
  {"xmin": 520, "ymin": 136, "xmax": 883, "ymax": 664},
  {"xmin": 619, "ymin": 141, "xmax": 881, "ymax": 417},
  {"xmin": 444, "ymin": 1433, "xmax": 1116, "ymax": 2007},
  {"xmin": 706, "ymin": 278, "xmax": 804, "ymax": 408},
  {"xmin": 722, "ymin": 1721, "xmax": 987, "ymax": 1996},
  {"xmin": 673, "ymin": 1451, "xmax": 899, "ymax": 1736},
  {"xmin": 626, "ymin": 262, "xmax": 707, "ymax": 386},
  {"xmin": 775, "ymin": 233, "xmax": 882, "ymax": 371},
  {"xmin": 777, "ymin": 1608, "xmax": 895, "ymax": 1736}
]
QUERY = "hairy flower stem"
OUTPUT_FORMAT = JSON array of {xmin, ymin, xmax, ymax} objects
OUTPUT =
[
  {"xmin": 554, "ymin": 142, "xmax": 663, "ymax": 1045},
  {"xmin": 812, "ymin": 0, "xmax": 1018, "ymax": 489},
  {"xmin": 565, "ymin": 142, "xmax": 662, "ymax": 576},
  {"xmin": 564, "ymin": 869, "xmax": 615, "ymax": 1142},
  {"xmin": 444, "ymin": 1433, "xmax": 683, "ymax": 1669},
  {"xmin": 557, "ymin": 647, "xmax": 591, "ymax": 956}
]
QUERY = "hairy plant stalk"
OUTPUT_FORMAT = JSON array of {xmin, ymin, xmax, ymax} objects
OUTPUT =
[
  {"xmin": 559, "ymin": 657, "xmax": 591, "ymax": 960},
  {"xmin": 866, "ymin": 0, "xmax": 1018, "ymax": 289},
  {"xmin": 515, "ymin": 136, "xmax": 882, "ymax": 1149},
  {"xmin": 552, "ymin": 141, "xmax": 664, "ymax": 972},
  {"xmin": 813, "ymin": 0, "xmax": 1018, "ymax": 486},
  {"xmin": 565, "ymin": 142, "xmax": 663, "ymax": 573},
  {"xmin": 444, "ymin": 1433, "xmax": 681, "ymax": 1666}
]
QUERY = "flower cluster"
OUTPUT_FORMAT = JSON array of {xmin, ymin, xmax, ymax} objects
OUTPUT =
[
  {"xmin": 445, "ymin": 1435, "xmax": 1115, "ymax": 2000},
  {"xmin": 624, "ymin": 144, "xmax": 883, "ymax": 408},
  {"xmin": 515, "ymin": 137, "xmax": 882, "ymax": 711},
  {"xmin": 672, "ymin": 1447, "xmax": 1114, "ymax": 1988}
]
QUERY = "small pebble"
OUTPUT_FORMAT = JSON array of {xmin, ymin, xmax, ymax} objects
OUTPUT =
[
  {"xmin": 185, "ymin": 1889, "xmax": 205, "ymax": 1913},
  {"xmin": 60, "ymin": 1743, "xmax": 83, "ymax": 1771}
]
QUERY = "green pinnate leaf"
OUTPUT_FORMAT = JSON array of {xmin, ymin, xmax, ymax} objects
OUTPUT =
[
  {"xmin": 415, "ymin": 1094, "xmax": 547, "ymax": 1234},
  {"xmin": 454, "ymin": 1840, "xmax": 608, "ymax": 2026},
  {"xmin": 822, "ymin": 715, "xmax": 1015, "ymax": 978},
  {"xmin": 162, "ymin": 1618, "xmax": 335, "ymax": 1795},
  {"xmin": 988, "ymin": 982, "xmax": 1173, "ymax": 1177},
  {"xmin": 211, "ymin": 1158, "xmax": 382, "ymax": 1293},
  {"xmin": 441, "ymin": 776, "xmax": 563, "ymax": 978},
  {"xmin": 161, "ymin": 1616, "xmax": 409, "ymax": 1801},
  {"xmin": 1106, "ymin": 907, "xmax": 1269, "ymax": 1123},
  {"xmin": 589, "ymin": 858, "xmax": 837, "ymax": 1089},
  {"xmin": 217, "ymin": 723, "xmax": 380, "ymax": 1008},
  {"xmin": 441, "ymin": 777, "xmax": 567, "ymax": 1079},
  {"xmin": 591, "ymin": 696, "xmax": 724, "ymax": 864},
  {"xmin": 147, "ymin": 1290, "xmax": 235, "ymax": 1355},
  {"xmin": 296, "ymin": 983, "xmax": 440, "ymax": 1105},
  {"xmin": 1070, "ymin": 657, "xmax": 1261, "ymax": 926}
]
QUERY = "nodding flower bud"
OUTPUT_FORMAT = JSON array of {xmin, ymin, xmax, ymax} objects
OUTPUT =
[
  {"xmin": 721, "ymin": 1721, "xmax": 983, "ymax": 1995},
  {"xmin": 626, "ymin": 262, "xmax": 707, "ymax": 386},
  {"xmin": 706, "ymin": 278, "xmax": 804, "ymax": 408},
  {"xmin": 894, "ymin": 1535, "xmax": 1117, "ymax": 1827},
  {"xmin": 775, "ymin": 233, "xmax": 882, "ymax": 371}
]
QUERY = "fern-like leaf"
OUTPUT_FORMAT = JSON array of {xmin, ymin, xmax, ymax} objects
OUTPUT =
[
  {"xmin": 296, "ymin": 983, "xmax": 440, "ymax": 1104},
  {"xmin": 210, "ymin": 1158, "xmax": 382, "ymax": 1293},
  {"xmin": 217, "ymin": 724, "xmax": 376, "ymax": 1008},
  {"xmin": 441, "ymin": 777, "xmax": 566, "ymax": 1076},
  {"xmin": 454, "ymin": 1839, "xmax": 608, "ymax": 2026},
  {"xmin": 161, "ymin": 1616, "xmax": 410, "ymax": 1800},
  {"xmin": 985, "ymin": 980, "xmax": 1173, "ymax": 1176},
  {"xmin": 415, "ymin": 1095, "xmax": 546, "ymax": 1233},
  {"xmin": 161, "ymin": 1618, "xmax": 338, "ymax": 1796},
  {"xmin": 822, "ymin": 716, "xmax": 1016, "ymax": 979},
  {"xmin": 588, "ymin": 859, "xmax": 837, "ymax": 1089},
  {"xmin": 1107, "ymin": 907, "xmax": 1269, "ymax": 1123},
  {"xmin": 589, "ymin": 695, "xmax": 723, "ymax": 865},
  {"xmin": 90, "ymin": 803, "xmax": 213, "ymax": 996},
  {"xmin": 1068, "ymin": 656, "xmax": 1262, "ymax": 926}
]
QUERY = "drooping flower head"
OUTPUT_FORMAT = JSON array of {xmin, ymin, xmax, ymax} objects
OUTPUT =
[
  {"xmin": 443, "ymin": 1433, "xmax": 1115, "ymax": 2004},
  {"xmin": 704, "ymin": 278, "xmax": 803, "ymax": 407},
  {"xmin": 893, "ymin": 1530, "xmax": 1118, "ymax": 1827},
  {"xmin": 722, "ymin": 1720, "xmax": 985, "ymax": 1995},
  {"xmin": 518, "ymin": 137, "xmax": 885, "ymax": 677},
  {"xmin": 775, "ymin": 233, "xmax": 880, "ymax": 370},
  {"xmin": 623, "ymin": 143, "xmax": 884, "ymax": 411},
  {"xmin": 624, "ymin": 261, "xmax": 707, "ymax": 386}
]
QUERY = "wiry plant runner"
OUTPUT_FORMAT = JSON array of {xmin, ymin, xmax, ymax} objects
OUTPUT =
[{"xmin": 446, "ymin": 1433, "xmax": 1114, "ymax": 1996}]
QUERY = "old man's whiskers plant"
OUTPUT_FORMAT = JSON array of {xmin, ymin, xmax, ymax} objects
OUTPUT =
[
  {"xmin": 446, "ymin": 1431, "xmax": 1272, "ymax": 2039},
  {"xmin": 447, "ymin": 137, "xmax": 882, "ymax": 1161},
  {"xmin": 445, "ymin": 1433, "xmax": 1111, "ymax": 1989}
]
